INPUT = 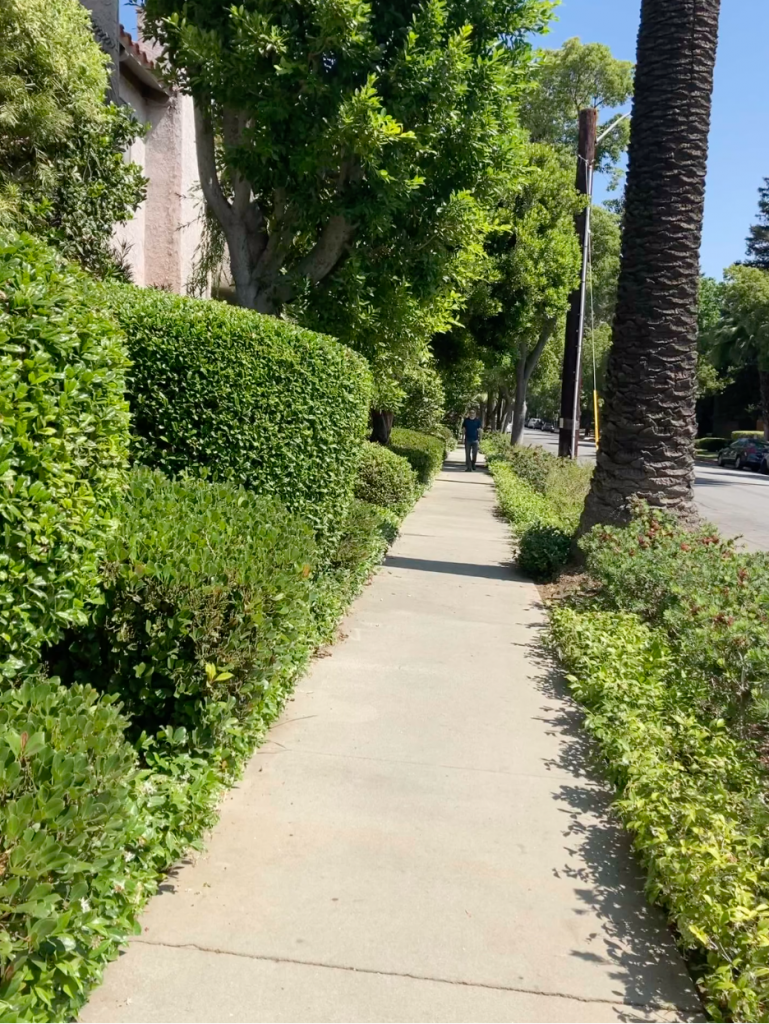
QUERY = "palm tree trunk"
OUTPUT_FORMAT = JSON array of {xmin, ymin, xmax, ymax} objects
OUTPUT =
[{"xmin": 580, "ymin": 0, "xmax": 722, "ymax": 532}]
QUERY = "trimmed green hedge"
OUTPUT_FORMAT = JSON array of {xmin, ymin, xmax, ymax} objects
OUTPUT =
[
  {"xmin": 0, "ymin": 232, "xmax": 129, "ymax": 674},
  {"xmin": 390, "ymin": 427, "xmax": 445, "ymax": 484},
  {"xmin": 354, "ymin": 442, "xmax": 417, "ymax": 516},
  {"xmin": 482, "ymin": 435, "xmax": 591, "ymax": 579},
  {"xmin": 104, "ymin": 285, "xmax": 372, "ymax": 542},
  {"xmin": 54, "ymin": 469, "xmax": 317, "ymax": 764},
  {"xmin": 732, "ymin": 430, "xmax": 764, "ymax": 441},
  {"xmin": 695, "ymin": 436, "xmax": 728, "ymax": 452}
]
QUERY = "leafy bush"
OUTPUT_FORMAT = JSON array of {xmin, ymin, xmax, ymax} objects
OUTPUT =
[
  {"xmin": 488, "ymin": 462, "xmax": 571, "ymax": 578},
  {"xmin": 54, "ymin": 469, "xmax": 316, "ymax": 763},
  {"xmin": 551, "ymin": 606, "xmax": 769, "ymax": 1022},
  {"xmin": 354, "ymin": 442, "xmax": 417, "ymax": 516},
  {"xmin": 389, "ymin": 427, "xmax": 445, "ymax": 484},
  {"xmin": 0, "ymin": 232, "xmax": 129, "ymax": 674},
  {"xmin": 104, "ymin": 285, "xmax": 372, "ymax": 542},
  {"xmin": 695, "ymin": 436, "xmax": 728, "ymax": 452},
  {"xmin": 732, "ymin": 430, "xmax": 764, "ymax": 440},
  {"xmin": 396, "ymin": 363, "xmax": 446, "ymax": 434},
  {"xmin": 0, "ymin": 674, "xmax": 142, "ymax": 1022},
  {"xmin": 581, "ymin": 503, "xmax": 769, "ymax": 732},
  {"xmin": 433, "ymin": 424, "xmax": 456, "ymax": 455}
]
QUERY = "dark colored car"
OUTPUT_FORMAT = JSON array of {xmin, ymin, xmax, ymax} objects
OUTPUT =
[{"xmin": 717, "ymin": 437, "xmax": 769, "ymax": 471}]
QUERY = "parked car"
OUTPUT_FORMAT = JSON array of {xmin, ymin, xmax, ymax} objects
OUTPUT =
[
  {"xmin": 542, "ymin": 421, "xmax": 557, "ymax": 433},
  {"xmin": 717, "ymin": 437, "xmax": 769, "ymax": 471},
  {"xmin": 525, "ymin": 417, "xmax": 542, "ymax": 430}
]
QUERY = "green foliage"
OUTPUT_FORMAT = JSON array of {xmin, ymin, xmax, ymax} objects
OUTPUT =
[
  {"xmin": 581, "ymin": 503, "xmax": 769, "ymax": 733},
  {"xmin": 551, "ymin": 606, "xmax": 769, "ymax": 1022},
  {"xmin": 745, "ymin": 177, "xmax": 769, "ymax": 271},
  {"xmin": 55, "ymin": 469, "xmax": 317, "ymax": 762},
  {"xmin": 520, "ymin": 37, "xmax": 634, "ymax": 178},
  {"xmin": 396, "ymin": 362, "xmax": 446, "ymax": 434},
  {"xmin": 695, "ymin": 436, "xmax": 728, "ymax": 452},
  {"xmin": 732, "ymin": 430, "xmax": 764, "ymax": 440},
  {"xmin": 0, "ymin": 674, "xmax": 142, "ymax": 1022},
  {"xmin": 483, "ymin": 435, "xmax": 591, "ymax": 577},
  {"xmin": 145, "ymin": 0, "xmax": 553, "ymax": 400},
  {"xmin": 354, "ymin": 443, "xmax": 417, "ymax": 517},
  {"xmin": 0, "ymin": 0, "xmax": 145, "ymax": 277},
  {"xmin": 487, "ymin": 461, "xmax": 571, "ymax": 578},
  {"xmin": 438, "ymin": 353, "xmax": 484, "ymax": 432},
  {"xmin": 389, "ymin": 427, "xmax": 445, "ymax": 485},
  {"xmin": 0, "ymin": 232, "xmax": 129, "ymax": 675},
  {"xmin": 104, "ymin": 285, "xmax": 372, "ymax": 543}
]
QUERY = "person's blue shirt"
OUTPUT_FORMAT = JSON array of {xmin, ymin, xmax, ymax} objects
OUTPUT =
[{"xmin": 463, "ymin": 417, "xmax": 482, "ymax": 443}]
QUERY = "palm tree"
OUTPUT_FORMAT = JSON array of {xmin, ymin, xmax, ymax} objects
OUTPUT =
[{"xmin": 580, "ymin": 0, "xmax": 722, "ymax": 531}]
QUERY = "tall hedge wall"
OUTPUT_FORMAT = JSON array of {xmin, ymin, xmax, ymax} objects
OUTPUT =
[
  {"xmin": 104, "ymin": 286, "xmax": 372, "ymax": 541},
  {"xmin": 0, "ymin": 232, "xmax": 129, "ymax": 674}
]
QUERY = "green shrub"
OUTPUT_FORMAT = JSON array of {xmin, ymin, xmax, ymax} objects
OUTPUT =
[
  {"xmin": 488, "ymin": 462, "xmax": 570, "ymax": 579},
  {"xmin": 695, "ymin": 436, "xmax": 728, "ymax": 452},
  {"xmin": 732, "ymin": 430, "xmax": 764, "ymax": 441},
  {"xmin": 389, "ymin": 427, "xmax": 445, "ymax": 484},
  {"xmin": 54, "ymin": 469, "xmax": 316, "ymax": 763},
  {"xmin": 0, "ymin": 232, "xmax": 129, "ymax": 674},
  {"xmin": 581, "ymin": 503, "xmax": 769, "ymax": 732},
  {"xmin": 551, "ymin": 606, "xmax": 769, "ymax": 1022},
  {"xmin": 0, "ymin": 674, "xmax": 143, "ymax": 1022},
  {"xmin": 433, "ymin": 424, "xmax": 456, "ymax": 455},
  {"xmin": 354, "ymin": 442, "xmax": 417, "ymax": 515},
  {"xmin": 104, "ymin": 285, "xmax": 371, "ymax": 542},
  {"xmin": 396, "ymin": 363, "xmax": 445, "ymax": 434}
]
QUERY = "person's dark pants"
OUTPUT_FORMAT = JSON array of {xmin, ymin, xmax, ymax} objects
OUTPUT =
[{"xmin": 465, "ymin": 440, "xmax": 479, "ymax": 470}]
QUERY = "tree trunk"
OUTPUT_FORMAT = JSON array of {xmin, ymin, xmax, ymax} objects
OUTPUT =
[
  {"xmin": 511, "ymin": 320, "xmax": 558, "ymax": 447},
  {"xmin": 760, "ymin": 369, "xmax": 769, "ymax": 440},
  {"xmin": 370, "ymin": 410, "xmax": 394, "ymax": 445},
  {"xmin": 580, "ymin": 0, "xmax": 722, "ymax": 533},
  {"xmin": 511, "ymin": 357, "xmax": 528, "ymax": 445}
]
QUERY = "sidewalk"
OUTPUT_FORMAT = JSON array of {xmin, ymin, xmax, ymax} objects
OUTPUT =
[{"xmin": 83, "ymin": 451, "xmax": 701, "ymax": 1024}]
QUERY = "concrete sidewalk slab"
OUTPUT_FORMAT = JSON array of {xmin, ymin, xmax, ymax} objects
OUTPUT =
[{"xmin": 83, "ymin": 451, "xmax": 701, "ymax": 1024}]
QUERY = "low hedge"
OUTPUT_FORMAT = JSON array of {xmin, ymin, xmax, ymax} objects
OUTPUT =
[
  {"xmin": 389, "ymin": 427, "xmax": 445, "ymax": 484},
  {"xmin": 488, "ymin": 462, "xmax": 571, "ymax": 578},
  {"xmin": 354, "ymin": 442, "xmax": 417, "ymax": 516},
  {"xmin": 0, "ymin": 232, "xmax": 129, "ymax": 673},
  {"xmin": 551, "ymin": 604, "xmax": 769, "ymax": 1021},
  {"xmin": 732, "ymin": 430, "xmax": 764, "ymax": 441},
  {"xmin": 482, "ymin": 435, "xmax": 591, "ymax": 579},
  {"xmin": 53, "ymin": 468, "xmax": 317, "ymax": 764},
  {"xmin": 695, "ymin": 436, "xmax": 728, "ymax": 452},
  {"xmin": 104, "ymin": 285, "xmax": 372, "ymax": 543},
  {"xmin": 582, "ymin": 503, "xmax": 769, "ymax": 732}
]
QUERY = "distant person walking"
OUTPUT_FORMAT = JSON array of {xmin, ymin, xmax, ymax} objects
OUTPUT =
[{"xmin": 462, "ymin": 409, "xmax": 483, "ymax": 472}]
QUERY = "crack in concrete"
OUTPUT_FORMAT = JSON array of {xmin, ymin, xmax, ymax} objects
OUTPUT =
[
  {"xmin": 256, "ymin": 743, "xmax": 604, "ymax": 787},
  {"xmin": 131, "ymin": 937, "xmax": 697, "ymax": 1016}
]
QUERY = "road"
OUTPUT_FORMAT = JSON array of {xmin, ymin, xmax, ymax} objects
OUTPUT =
[{"xmin": 519, "ymin": 428, "xmax": 769, "ymax": 551}]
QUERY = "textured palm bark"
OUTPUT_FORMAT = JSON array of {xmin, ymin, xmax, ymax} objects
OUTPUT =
[{"xmin": 580, "ymin": 0, "xmax": 722, "ymax": 531}]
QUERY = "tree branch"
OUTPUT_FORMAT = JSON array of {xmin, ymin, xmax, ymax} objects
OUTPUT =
[
  {"xmin": 294, "ymin": 214, "xmax": 355, "ymax": 285},
  {"xmin": 194, "ymin": 103, "xmax": 233, "ymax": 231},
  {"xmin": 524, "ymin": 316, "xmax": 558, "ymax": 381}
]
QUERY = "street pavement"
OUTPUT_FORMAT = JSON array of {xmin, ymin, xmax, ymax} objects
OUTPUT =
[
  {"xmin": 82, "ymin": 451, "xmax": 700, "ymax": 1024},
  {"xmin": 521, "ymin": 428, "xmax": 769, "ymax": 551}
]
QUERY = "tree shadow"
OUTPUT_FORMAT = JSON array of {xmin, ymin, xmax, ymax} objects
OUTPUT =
[{"xmin": 532, "ymin": 650, "xmax": 703, "ymax": 1020}]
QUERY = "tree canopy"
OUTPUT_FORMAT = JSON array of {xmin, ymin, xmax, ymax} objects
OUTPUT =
[
  {"xmin": 519, "ymin": 37, "xmax": 634, "ymax": 177},
  {"xmin": 745, "ymin": 178, "xmax": 769, "ymax": 271}
]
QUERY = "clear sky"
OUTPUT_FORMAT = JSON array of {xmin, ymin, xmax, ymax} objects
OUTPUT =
[
  {"xmin": 119, "ymin": 0, "xmax": 769, "ymax": 279},
  {"xmin": 542, "ymin": 0, "xmax": 769, "ymax": 279}
]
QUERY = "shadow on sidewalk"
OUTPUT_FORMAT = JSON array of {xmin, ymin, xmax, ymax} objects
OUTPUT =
[
  {"xmin": 384, "ymin": 555, "xmax": 514, "ymax": 580},
  {"xmin": 532, "ymin": 652, "xmax": 701, "ymax": 1021}
]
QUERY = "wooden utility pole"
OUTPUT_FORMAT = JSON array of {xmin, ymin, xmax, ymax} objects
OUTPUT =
[{"xmin": 558, "ymin": 107, "xmax": 598, "ymax": 459}]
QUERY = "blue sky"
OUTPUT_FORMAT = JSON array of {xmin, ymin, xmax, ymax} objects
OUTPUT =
[
  {"xmin": 120, "ymin": 0, "xmax": 769, "ymax": 278},
  {"xmin": 543, "ymin": 0, "xmax": 769, "ymax": 279}
]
